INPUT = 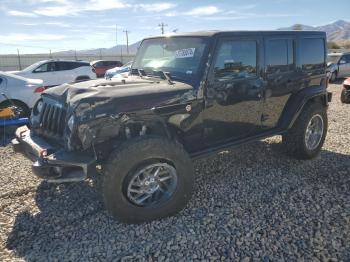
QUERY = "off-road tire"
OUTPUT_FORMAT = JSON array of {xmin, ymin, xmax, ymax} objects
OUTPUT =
[
  {"xmin": 340, "ymin": 88, "xmax": 350, "ymax": 104},
  {"xmin": 0, "ymin": 100, "xmax": 30, "ymax": 118},
  {"xmin": 102, "ymin": 136, "xmax": 194, "ymax": 224},
  {"xmin": 282, "ymin": 103, "xmax": 328, "ymax": 160}
]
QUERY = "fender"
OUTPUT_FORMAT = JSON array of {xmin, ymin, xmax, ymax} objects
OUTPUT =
[{"xmin": 279, "ymin": 85, "xmax": 329, "ymax": 130}]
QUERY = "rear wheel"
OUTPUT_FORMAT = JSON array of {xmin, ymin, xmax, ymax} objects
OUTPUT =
[
  {"xmin": 283, "ymin": 103, "xmax": 327, "ymax": 159},
  {"xmin": 102, "ymin": 136, "xmax": 194, "ymax": 223}
]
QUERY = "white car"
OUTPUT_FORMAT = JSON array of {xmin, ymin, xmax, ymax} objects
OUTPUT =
[
  {"xmin": 327, "ymin": 52, "xmax": 350, "ymax": 82},
  {"xmin": 8, "ymin": 60, "xmax": 96, "ymax": 88},
  {"xmin": 0, "ymin": 72, "xmax": 44, "ymax": 117}
]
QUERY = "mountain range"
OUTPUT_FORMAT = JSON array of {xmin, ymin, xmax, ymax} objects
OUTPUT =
[
  {"xmin": 54, "ymin": 19, "xmax": 350, "ymax": 56},
  {"xmin": 278, "ymin": 19, "xmax": 350, "ymax": 42}
]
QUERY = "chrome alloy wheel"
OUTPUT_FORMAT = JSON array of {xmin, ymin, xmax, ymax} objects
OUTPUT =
[
  {"xmin": 126, "ymin": 163, "xmax": 178, "ymax": 207},
  {"xmin": 305, "ymin": 114, "xmax": 324, "ymax": 151}
]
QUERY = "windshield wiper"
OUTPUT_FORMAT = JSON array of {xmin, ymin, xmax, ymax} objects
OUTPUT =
[{"xmin": 132, "ymin": 68, "xmax": 174, "ymax": 85}]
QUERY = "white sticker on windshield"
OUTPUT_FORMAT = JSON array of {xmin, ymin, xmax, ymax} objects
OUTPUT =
[{"xmin": 175, "ymin": 48, "xmax": 195, "ymax": 58}]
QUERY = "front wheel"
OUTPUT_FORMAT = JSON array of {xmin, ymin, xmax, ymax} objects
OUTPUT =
[
  {"xmin": 283, "ymin": 103, "xmax": 328, "ymax": 159},
  {"xmin": 102, "ymin": 136, "xmax": 194, "ymax": 224}
]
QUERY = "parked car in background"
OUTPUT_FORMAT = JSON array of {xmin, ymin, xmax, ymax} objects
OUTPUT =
[
  {"xmin": 8, "ymin": 60, "xmax": 96, "ymax": 88},
  {"xmin": 327, "ymin": 52, "xmax": 350, "ymax": 82},
  {"xmin": 105, "ymin": 61, "xmax": 132, "ymax": 79},
  {"xmin": 90, "ymin": 60, "xmax": 123, "ymax": 78},
  {"xmin": 341, "ymin": 77, "xmax": 350, "ymax": 103},
  {"xmin": 0, "ymin": 72, "xmax": 44, "ymax": 117}
]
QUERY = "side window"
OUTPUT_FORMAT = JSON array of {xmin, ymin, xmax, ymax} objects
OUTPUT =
[
  {"xmin": 341, "ymin": 55, "xmax": 350, "ymax": 64},
  {"xmin": 265, "ymin": 39, "xmax": 294, "ymax": 73},
  {"xmin": 56, "ymin": 62, "xmax": 71, "ymax": 71},
  {"xmin": 34, "ymin": 62, "xmax": 55, "ymax": 73},
  {"xmin": 214, "ymin": 40, "xmax": 257, "ymax": 80},
  {"xmin": 300, "ymin": 38, "xmax": 325, "ymax": 71},
  {"xmin": 0, "ymin": 78, "xmax": 3, "ymax": 85}
]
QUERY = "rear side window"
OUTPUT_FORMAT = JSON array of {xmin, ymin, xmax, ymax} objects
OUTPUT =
[
  {"xmin": 265, "ymin": 39, "xmax": 294, "ymax": 73},
  {"xmin": 214, "ymin": 40, "xmax": 257, "ymax": 80},
  {"xmin": 300, "ymin": 38, "xmax": 325, "ymax": 71}
]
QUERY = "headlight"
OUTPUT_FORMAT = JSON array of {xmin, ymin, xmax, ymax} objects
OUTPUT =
[
  {"xmin": 37, "ymin": 100, "xmax": 44, "ymax": 112},
  {"xmin": 33, "ymin": 99, "xmax": 43, "ymax": 115},
  {"xmin": 67, "ymin": 115, "xmax": 75, "ymax": 131}
]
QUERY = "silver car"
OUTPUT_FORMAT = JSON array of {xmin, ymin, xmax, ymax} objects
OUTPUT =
[
  {"xmin": 327, "ymin": 52, "xmax": 350, "ymax": 82},
  {"xmin": 0, "ymin": 72, "xmax": 44, "ymax": 117}
]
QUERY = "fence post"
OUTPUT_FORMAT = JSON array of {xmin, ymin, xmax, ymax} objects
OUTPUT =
[{"xmin": 17, "ymin": 49, "xmax": 22, "ymax": 70}]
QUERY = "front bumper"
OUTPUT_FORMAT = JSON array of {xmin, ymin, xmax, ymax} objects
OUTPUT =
[{"xmin": 12, "ymin": 126, "xmax": 96, "ymax": 182}]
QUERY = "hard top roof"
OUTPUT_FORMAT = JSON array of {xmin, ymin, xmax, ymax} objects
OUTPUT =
[{"xmin": 143, "ymin": 30, "xmax": 326, "ymax": 40}]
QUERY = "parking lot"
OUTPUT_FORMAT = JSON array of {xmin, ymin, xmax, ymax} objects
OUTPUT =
[{"xmin": 0, "ymin": 83, "xmax": 349, "ymax": 261}]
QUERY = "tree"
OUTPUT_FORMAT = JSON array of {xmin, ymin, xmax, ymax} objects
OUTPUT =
[
  {"xmin": 327, "ymin": 41, "xmax": 340, "ymax": 49},
  {"xmin": 293, "ymin": 24, "xmax": 303, "ymax": 31}
]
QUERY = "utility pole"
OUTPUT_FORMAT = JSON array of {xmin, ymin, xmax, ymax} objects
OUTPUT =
[
  {"xmin": 123, "ymin": 30, "xmax": 129, "ymax": 55},
  {"xmin": 17, "ymin": 49, "xmax": 22, "ymax": 70},
  {"xmin": 115, "ymin": 24, "xmax": 118, "ymax": 56},
  {"xmin": 158, "ymin": 22, "xmax": 168, "ymax": 35}
]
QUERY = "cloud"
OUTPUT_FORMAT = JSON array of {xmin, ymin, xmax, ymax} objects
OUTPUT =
[
  {"xmin": 137, "ymin": 3, "xmax": 176, "ymax": 12},
  {"xmin": 32, "ymin": 0, "xmax": 128, "ymax": 16},
  {"xmin": 8, "ymin": 10, "xmax": 38, "ymax": 17},
  {"xmin": 185, "ymin": 6, "xmax": 221, "ymax": 16},
  {"xmin": 2, "ymin": 33, "xmax": 66, "ymax": 43}
]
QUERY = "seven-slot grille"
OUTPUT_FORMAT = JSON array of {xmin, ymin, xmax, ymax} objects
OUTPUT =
[{"xmin": 39, "ymin": 101, "xmax": 66, "ymax": 136}]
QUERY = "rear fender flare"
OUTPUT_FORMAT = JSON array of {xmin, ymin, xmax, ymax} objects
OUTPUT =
[{"xmin": 279, "ymin": 85, "xmax": 329, "ymax": 130}]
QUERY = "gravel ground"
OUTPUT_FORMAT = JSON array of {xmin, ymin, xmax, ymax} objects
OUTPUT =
[{"xmin": 0, "ymin": 83, "xmax": 349, "ymax": 261}]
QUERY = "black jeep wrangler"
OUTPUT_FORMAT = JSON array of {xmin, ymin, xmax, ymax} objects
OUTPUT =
[{"xmin": 13, "ymin": 31, "xmax": 332, "ymax": 223}]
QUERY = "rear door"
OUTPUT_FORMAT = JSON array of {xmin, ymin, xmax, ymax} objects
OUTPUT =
[
  {"xmin": 261, "ymin": 35, "xmax": 297, "ymax": 129},
  {"xmin": 56, "ymin": 62, "xmax": 76, "ymax": 84}
]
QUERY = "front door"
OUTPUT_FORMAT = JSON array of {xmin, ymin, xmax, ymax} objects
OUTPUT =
[
  {"xmin": 32, "ymin": 62, "xmax": 57, "ymax": 87},
  {"xmin": 203, "ymin": 36, "xmax": 264, "ymax": 145}
]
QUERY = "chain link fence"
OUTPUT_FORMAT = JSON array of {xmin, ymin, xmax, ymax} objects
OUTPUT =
[{"xmin": 0, "ymin": 53, "xmax": 135, "ymax": 71}]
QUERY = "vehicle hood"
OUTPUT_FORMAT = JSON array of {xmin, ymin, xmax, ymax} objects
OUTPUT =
[
  {"xmin": 43, "ymin": 76, "xmax": 195, "ymax": 115},
  {"xmin": 7, "ymin": 70, "xmax": 21, "ymax": 74},
  {"xmin": 327, "ymin": 62, "xmax": 336, "ymax": 68}
]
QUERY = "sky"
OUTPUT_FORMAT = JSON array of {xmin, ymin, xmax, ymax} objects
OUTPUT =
[{"xmin": 0, "ymin": 0, "xmax": 349, "ymax": 54}]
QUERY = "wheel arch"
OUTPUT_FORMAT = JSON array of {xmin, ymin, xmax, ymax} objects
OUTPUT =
[
  {"xmin": 74, "ymin": 75, "xmax": 91, "ymax": 82},
  {"xmin": 279, "ymin": 85, "xmax": 329, "ymax": 130},
  {"xmin": 0, "ymin": 98, "xmax": 30, "ymax": 111}
]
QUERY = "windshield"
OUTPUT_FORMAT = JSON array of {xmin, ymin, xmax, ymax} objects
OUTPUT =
[
  {"xmin": 327, "ymin": 55, "xmax": 341, "ymax": 64},
  {"xmin": 22, "ymin": 61, "xmax": 45, "ymax": 72},
  {"xmin": 133, "ymin": 37, "xmax": 209, "ymax": 82}
]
